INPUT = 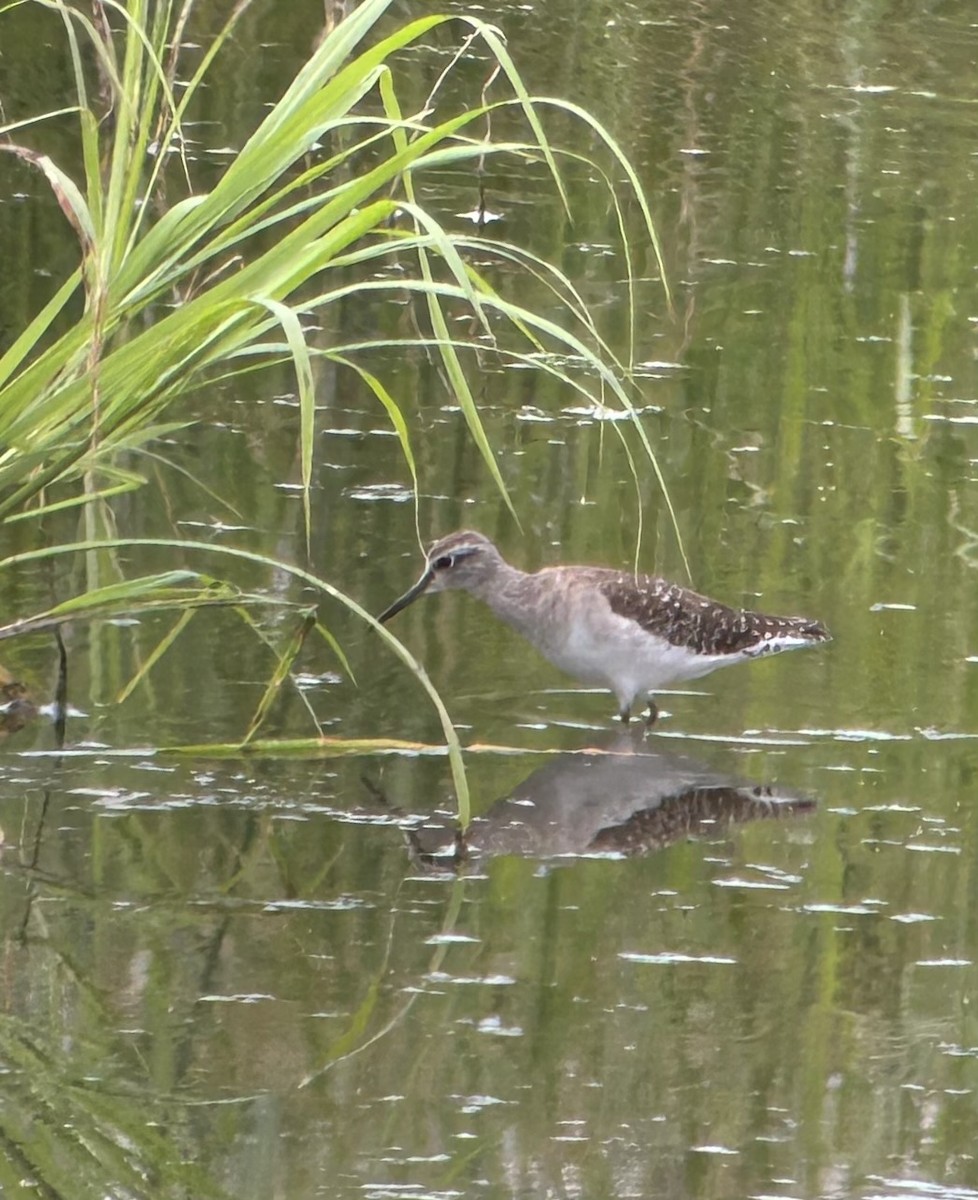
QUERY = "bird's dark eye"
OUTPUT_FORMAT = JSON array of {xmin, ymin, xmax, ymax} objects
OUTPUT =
[{"xmin": 433, "ymin": 555, "xmax": 453, "ymax": 570}]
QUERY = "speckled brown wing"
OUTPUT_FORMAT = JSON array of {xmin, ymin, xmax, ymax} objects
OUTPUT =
[
  {"xmin": 597, "ymin": 572, "xmax": 829, "ymax": 655},
  {"xmin": 587, "ymin": 785, "xmax": 817, "ymax": 855}
]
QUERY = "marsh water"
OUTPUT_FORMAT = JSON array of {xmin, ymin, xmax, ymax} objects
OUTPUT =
[{"xmin": 2, "ymin": 2, "xmax": 978, "ymax": 1197}]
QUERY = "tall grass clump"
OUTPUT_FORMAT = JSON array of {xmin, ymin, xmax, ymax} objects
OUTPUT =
[{"xmin": 0, "ymin": 0, "xmax": 671, "ymax": 786}]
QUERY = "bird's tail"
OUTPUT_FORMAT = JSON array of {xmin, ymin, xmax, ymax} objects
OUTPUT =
[{"xmin": 741, "ymin": 613, "xmax": 831, "ymax": 658}]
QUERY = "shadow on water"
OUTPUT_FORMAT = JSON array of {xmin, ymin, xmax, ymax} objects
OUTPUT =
[{"xmin": 380, "ymin": 733, "xmax": 817, "ymax": 873}]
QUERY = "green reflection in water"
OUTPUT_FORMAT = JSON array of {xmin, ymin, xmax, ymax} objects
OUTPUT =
[{"xmin": 2, "ymin": 0, "xmax": 978, "ymax": 1196}]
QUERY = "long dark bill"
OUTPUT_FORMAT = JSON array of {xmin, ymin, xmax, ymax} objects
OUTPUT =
[{"xmin": 377, "ymin": 568, "xmax": 434, "ymax": 624}]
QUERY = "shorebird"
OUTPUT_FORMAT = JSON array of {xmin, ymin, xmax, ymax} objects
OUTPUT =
[{"xmin": 378, "ymin": 531, "xmax": 830, "ymax": 724}]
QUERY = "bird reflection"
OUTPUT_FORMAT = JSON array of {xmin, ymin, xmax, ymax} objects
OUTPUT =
[{"xmin": 400, "ymin": 737, "xmax": 816, "ymax": 873}]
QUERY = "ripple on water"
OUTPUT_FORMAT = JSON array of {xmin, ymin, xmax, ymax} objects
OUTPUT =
[
  {"xmin": 619, "ymin": 952, "xmax": 737, "ymax": 965},
  {"xmin": 863, "ymin": 1179, "xmax": 978, "ymax": 1200}
]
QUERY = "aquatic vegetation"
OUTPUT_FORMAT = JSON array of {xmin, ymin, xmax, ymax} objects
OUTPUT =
[
  {"xmin": 0, "ymin": 0, "xmax": 668, "ymax": 535},
  {"xmin": 0, "ymin": 0, "xmax": 669, "ymax": 783}
]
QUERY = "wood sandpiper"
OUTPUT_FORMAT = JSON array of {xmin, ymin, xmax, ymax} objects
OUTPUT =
[{"xmin": 378, "ymin": 530, "xmax": 831, "ymax": 724}]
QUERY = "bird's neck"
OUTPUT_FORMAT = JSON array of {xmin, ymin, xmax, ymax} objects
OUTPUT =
[{"xmin": 466, "ymin": 564, "xmax": 543, "ymax": 639}]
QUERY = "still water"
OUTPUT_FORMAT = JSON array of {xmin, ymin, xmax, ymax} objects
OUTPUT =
[{"xmin": 2, "ymin": 1, "xmax": 978, "ymax": 1197}]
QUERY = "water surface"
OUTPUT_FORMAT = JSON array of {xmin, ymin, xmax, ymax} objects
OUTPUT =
[{"xmin": 1, "ymin": 1, "xmax": 978, "ymax": 1196}]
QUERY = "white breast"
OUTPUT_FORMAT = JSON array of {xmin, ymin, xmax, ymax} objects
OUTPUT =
[{"xmin": 525, "ymin": 588, "xmax": 777, "ymax": 711}]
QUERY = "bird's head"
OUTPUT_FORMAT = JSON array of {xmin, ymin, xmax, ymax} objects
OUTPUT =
[{"xmin": 378, "ymin": 531, "xmax": 503, "ymax": 622}]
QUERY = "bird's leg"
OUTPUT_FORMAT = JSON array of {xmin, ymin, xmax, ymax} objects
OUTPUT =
[{"xmin": 644, "ymin": 698, "xmax": 659, "ymax": 728}]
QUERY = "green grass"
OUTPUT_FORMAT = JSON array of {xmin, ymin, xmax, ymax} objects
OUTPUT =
[
  {"xmin": 0, "ymin": 12, "xmax": 675, "ymax": 1187},
  {"xmin": 0, "ymin": 0, "xmax": 673, "ymax": 804}
]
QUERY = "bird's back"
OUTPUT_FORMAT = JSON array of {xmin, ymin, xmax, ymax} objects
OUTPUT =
[{"xmin": 590, "ymin": 569, "xmax": 830, "ymax": 657}]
